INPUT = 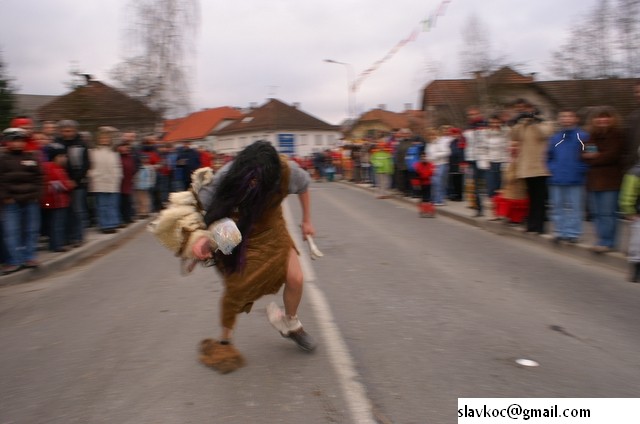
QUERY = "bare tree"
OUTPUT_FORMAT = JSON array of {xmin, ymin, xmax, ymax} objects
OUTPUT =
[
  {"xmin": 549, "ymin": 0, "xmax": 640, "ymax": 79},
  {"xmin": 459, "ymin": 14, "xmax": 493, "ymax": 77},
  {"xmin": 111, "ymin": 0, "xmax": 200, "ymax": 118},
  {"xmin": 617, "ymin": 0, "xmax": 640, "ymax": 77}
]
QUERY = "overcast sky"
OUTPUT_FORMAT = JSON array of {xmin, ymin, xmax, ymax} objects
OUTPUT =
[{"xmin": 1, "ymin": 0, "xmax": 597, "ymax": 125}]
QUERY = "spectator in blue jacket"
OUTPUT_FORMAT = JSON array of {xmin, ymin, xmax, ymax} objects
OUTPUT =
[
  {"xmin": 546, "ymin": 109, "xmax": 589, "ymax": 243},
  {"xmin": 405, "ymin": 137, "xmax": 425, "ymax": 198}
]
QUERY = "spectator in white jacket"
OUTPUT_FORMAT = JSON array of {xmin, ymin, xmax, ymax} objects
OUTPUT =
[
  {"xmin": 485, "ymin": 115, "xmax": 511, "ymax": 198},
  {"xmin": 463, "ymin": 107, "xmax": 489, "ymax": 216},
  {"xmin": 428, "ymin": 126, "xmax": 453, "ymax": 205},
  {"xmin": 88, "ymin": 127, "xmax": 123, "ymax": 234}
]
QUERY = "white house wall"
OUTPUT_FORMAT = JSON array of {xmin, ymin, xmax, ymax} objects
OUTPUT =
[{"xmin": 213, "ymin": 130, "xmax": 341, "ymax": 157}]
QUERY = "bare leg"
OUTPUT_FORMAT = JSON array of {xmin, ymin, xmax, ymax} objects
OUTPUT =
[{"xmin": 283, "ymin": 248, "xmax": 303, "ymax": 317}]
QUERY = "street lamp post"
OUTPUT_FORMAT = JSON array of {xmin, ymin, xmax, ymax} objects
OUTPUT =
[{"xmin": 324, "ymin": 59, "xmax": 355, "ymax": 121}]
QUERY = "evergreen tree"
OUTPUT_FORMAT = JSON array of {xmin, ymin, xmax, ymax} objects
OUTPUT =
[{"xmin": 0, "ymin": 50, "xmax": 16, "ymax": 129}]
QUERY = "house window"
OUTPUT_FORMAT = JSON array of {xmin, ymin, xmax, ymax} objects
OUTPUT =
[
  {"xmin": 328, "ymin": 134, "xmax": 336, "ymax": 146},
  {"xmin": 315, "ymin": 134, "xmax": 323, "ymax": 146},
  {"xmin": 300, "ymin": 134, "xmax": 307, "ymax": 146}
]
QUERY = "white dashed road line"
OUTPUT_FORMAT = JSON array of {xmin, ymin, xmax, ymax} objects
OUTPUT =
[{"xmin": 283, "ymin": 201, "xmax": 376, "ymax": 424}]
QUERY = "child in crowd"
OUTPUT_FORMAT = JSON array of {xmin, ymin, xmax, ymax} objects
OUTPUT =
[
  {"xmin": 414, "ymin": 152, "xmax": 435, "ymax": 217},
  {"xmin": 619, "ymin": 151, "xmax": 640, "ymax": 282},
  {"xmin": 134, "ymin": 154, "xmax": 157, "ymax": 218},
  {"xmin": 41, "ymin": 143, "xmax": 76, "ymax": 252},
  {"xmin": 371, "ymin": 143, "xmax": 394, "ymax": 199}
]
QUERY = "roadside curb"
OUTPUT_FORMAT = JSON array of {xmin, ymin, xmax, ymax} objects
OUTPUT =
[
  {"xmin": 0, "ymin": 219, "xmax": 150, "ymax": 287},
  {"xmin": 339, "ymin": 180, "xmax": 628, "ymax": 274}
]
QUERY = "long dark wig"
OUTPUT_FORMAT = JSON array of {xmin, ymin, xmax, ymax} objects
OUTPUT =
[{"xmin": 204, "ymin": 140, "xmax": 282, "ymax": 273}]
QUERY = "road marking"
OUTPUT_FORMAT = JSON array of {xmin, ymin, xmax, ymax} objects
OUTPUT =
[{"xmin": 283, "ymin": 201, "xmax": 376, "ymax": 424}]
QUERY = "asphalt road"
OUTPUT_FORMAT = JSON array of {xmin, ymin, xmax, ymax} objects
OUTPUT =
[{"xmin": 1, "ymin": 182, "xmax": 639, "ymax": 424}]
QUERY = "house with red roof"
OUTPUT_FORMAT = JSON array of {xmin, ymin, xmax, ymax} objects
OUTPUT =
[
  {"xmin": 347, "ymin": 107, "xmax": 427, "ymax": 141},
  {"xmin": 212, "ymin": 98, "xmax": 340, "ymax": 157},
  {"xmin": 162, "ymin": 106, "xmax": 243, "ymax": 149},
  {"xmin": 421, "ymin": 66, "xmax": 640, "ymax": 127}
]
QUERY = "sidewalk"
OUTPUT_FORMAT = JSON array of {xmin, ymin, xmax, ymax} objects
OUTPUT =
[
  {"xmin": 0, "ymin": 219, "xmax": 150, "ymax": 287},
  {"xmin": 341, "ymin": 180, "xmax": 631, "ymax": 274}
]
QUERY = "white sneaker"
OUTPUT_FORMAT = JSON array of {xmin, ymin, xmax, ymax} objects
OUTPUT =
[
  {"xmin": 266, "ymin": 302, "xmax": 316, "ymax": 352},
  {"xmin": 266, "ymin": 302, "xmax": 302, "ymax": 335}
]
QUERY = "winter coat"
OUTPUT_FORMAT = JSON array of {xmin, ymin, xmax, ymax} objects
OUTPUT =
[
  {"xmin": 134, "ymin": 165, "xmax": 157, "ymax": 190},
  {"xmin": 88, "ymin": 146, "xmax": 123, "ymax": 193},
  {"xmin": 428, "ymin": 136, "xmax": 452, "ymax": 166},
  {"xmin": 0, "ymin": 150, "xmax": 44, "ymax": 204},
  {"xmin": 624, "ymin": 108, "xmax": 640, "ymax": 171},
  {"xmin": 175, "ymin": 146, "xmax": 201, "ymax": 184},
  {"xmin": 486, "ymin": 128, "xmax": 510, "ymax": 164},
  {"xmin": 511, "ymin": 119, "xmax": 553, "ymax": 179},
  {"xmin": 619, "ymin": 164, "xmax": 640, "ymax": 215},
  {"xmin": 370, "ymin": 150, "xmax": 394, "ymax": 175},
  {"xmin": 394, "ymin": 139, "xmax": 412, "ymax": 171},
  {"xmin": 501, "ymin": 161, "xmax": 528, "ymax": 200},
  {"xmin": 120, "ymin": 153, "xmax": 138, "ymax": 195},
  {"xmin": 546, "ymin": 128, "xmax": 589, "ymax": 186},
  {"xmin": 404, "ymin": 143, "xmax": 424, "ymax": 171},
  {"xmin": 414, "ymin": 161, "xmax": 434, "ymax": 185},
  {"xmin": 581, "ymin": 127, "xmax": 625, "ymax": 192},
  {"xmin": 41, "ymin": 161, "xmax": 74, "ymax": 209},
  {"xmin": 57, "ymin": 135, "xmax": 91, "ymax": 187},
  {"xmin": 448, "ymin": 136, "xmax": 465, "ymax": 168}
]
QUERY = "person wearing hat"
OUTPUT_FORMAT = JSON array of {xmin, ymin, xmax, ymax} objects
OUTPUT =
[
  {"xmin": 0, "ymin": 128, "xmax": 44, "ymax": 274},
  {"xmin": 41, "ymin": 143, "xmax": 76, "ymax": 252},
  {"xmin": 9, "ymin": 117, "xmax": 40, "ymax": 153}
]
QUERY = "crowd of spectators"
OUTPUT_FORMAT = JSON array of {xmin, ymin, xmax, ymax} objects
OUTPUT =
[
  {"xmin": 0, "ymin": 118, "xmax": 228, "ymax": 275},
  {"xmin": 3, "ymin": 81, "xmax": 640, "ymax": 280},
  {"xmin": 303, "ymin": 81, "xmax": 640, "ymax": 281}
]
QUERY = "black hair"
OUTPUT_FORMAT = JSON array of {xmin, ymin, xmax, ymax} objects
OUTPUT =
[{"xmin": 204, "ymin": 140, "xmax": 282, "ymax": 273}]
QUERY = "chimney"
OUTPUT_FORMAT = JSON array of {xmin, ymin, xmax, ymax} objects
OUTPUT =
[
  {"xmin": 404, "ymin": 103, "xmax": 412, "ymax": 111},
  {"xmin": 249, "ymin": 102, "xmax": 257, "ymax": 109},
  {"xmin": 378, "ymin": 104, "xmax": 386, "ymax": 110},
  {"xmin": 293, "ymin": 102, "xmax": 301, "ymax": 109}
]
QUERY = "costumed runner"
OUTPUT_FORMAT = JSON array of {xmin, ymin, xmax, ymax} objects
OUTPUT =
[{"xmin": 191, "ymin": 141, "xmax": 317, "ymax": 373}]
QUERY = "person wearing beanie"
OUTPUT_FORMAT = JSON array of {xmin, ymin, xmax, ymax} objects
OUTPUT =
[
  {"xmin": 41, "ymin": 143, "xmax": 76, "ymax": 252},
  {"xmin": 0, "ymin": 128, "xmax": 44, "ymax": 274},
  {"xmin": 9, "ymin": 117, "xmax": 40, "ymax": 153}
]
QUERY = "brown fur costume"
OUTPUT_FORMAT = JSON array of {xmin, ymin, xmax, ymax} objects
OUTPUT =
[
  {"xmin": 215, "ymin": 156, "xmax": 297, "ymax": 330},
  {"xmin": 199, "ymin": 339, "xmax": 246, "ymax": 374},
  {"xmin": 199, "ymin": 156, "xmax": 299, "ymax": 373}
]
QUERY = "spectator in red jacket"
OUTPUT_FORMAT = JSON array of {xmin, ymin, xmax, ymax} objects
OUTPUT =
[
  {"xmin": 199, "ymin": 146, "xmax": 213, "ymax": 168},
  {"xmin": 414, "ymin": 152, "xmax": 435, "ymax": 217},
  {"xmin": 41, "ymin": 143, "xmax": 76, "ymax": 252}
]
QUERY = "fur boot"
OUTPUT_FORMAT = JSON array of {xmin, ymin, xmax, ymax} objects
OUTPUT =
[{"xmin": 198, "ymin": 339, "xmax": 246, "ymax": 374}]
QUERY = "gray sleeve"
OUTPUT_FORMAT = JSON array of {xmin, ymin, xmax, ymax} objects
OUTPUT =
[
  {"xmin": 198, "ymin": 162, "xmax": 232, "ymax": 211},
  {"xmin": 287, "ymin": 160, "xmax": 311, "ymax": 194}
]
